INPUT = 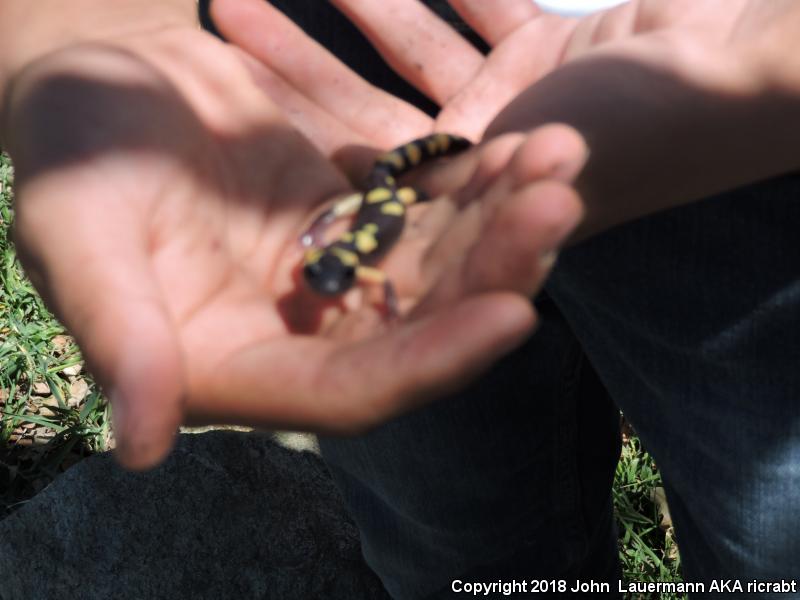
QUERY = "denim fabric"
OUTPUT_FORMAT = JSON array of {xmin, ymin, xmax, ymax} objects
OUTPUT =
[
  {"xmin": 199, "ymin": 2, "xmax": 800, "ymax": 598},
  {"xmin": 320, "ymin": 296, "xmax": 622, "ymax": 598},
  {"xmin": 547, "ymin": 175, "xmax": 800, "ymax": 592}
]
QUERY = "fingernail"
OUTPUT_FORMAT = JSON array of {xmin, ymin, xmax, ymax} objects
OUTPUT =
[
  {"xmin": 110, "ymin": 388, "xmax": 133, "ymax": 458},
  {"xmin": 549, "ymin": 147, "xmax": 591, "ymax": 182},
  {"xmin": 540, "ymin": 250, "xmax": 559, "ymax": 271},
  {"xmin": 110, "ymin": 388, "xmax": 155, "ymax": 469},
  {"xmin": 110, "ymin": 388, "xmax": 127, "ymax": 437}
]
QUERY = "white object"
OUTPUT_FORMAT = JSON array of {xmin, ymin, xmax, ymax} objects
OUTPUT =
[{"xmin": 536, "ymin": 0, "xmax": 630, "ymax": 17}]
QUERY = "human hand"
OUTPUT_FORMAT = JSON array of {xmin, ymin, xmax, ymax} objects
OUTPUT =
[
  {"xmin": 214, "ymin": 0, "xmax": 800, "ymax": 238},
  {"xmin": 3, "ymin": 17, "xmax": 585, "ymax": 469},
  {"xmin": 208, "ymin": 0, "xmax": 555, "ymax": 147}
]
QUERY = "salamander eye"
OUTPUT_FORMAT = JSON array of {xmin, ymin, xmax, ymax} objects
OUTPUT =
[{"xmin": 303, "ymin": 254, "xmax": 357, "ymax": 296}]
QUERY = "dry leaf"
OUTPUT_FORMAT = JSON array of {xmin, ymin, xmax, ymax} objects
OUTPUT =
[
  {"xmin": 62, "ymin": 364, "xmax": 83, "ymax": 377},
  {"xmin": 52, "ymin": 335, "xmax": 71, "ymax": 352},
  {"xmin": 650, "ymin": 486, "xmax": 672, "ymax": 529},
  {"xmin": 68, "ymin": 378, "xmax": 89, "ymax": 403},
  {"xmin": 32, "ymin": 381, "xmax": 50, "ymax": 396}
]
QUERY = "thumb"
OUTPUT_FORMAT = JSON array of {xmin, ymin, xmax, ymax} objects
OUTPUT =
[{"xmin": 14, "ymin": 177, "xmax": 184, "ymax": 470}]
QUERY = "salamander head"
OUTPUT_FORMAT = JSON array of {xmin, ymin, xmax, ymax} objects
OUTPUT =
[{"xmin": 303, "ymin": 252, "xmax": 357, "ymax": 296}]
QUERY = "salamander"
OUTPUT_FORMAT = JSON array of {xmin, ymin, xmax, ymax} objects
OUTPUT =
[{"xmin": 301, "ymin": 133, "xmax": 471, "ymax": 315}]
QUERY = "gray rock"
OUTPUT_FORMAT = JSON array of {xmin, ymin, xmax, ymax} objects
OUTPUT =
[{"xmin": 0, "ymin": 431, "xmax": 389, "ymax": 600}]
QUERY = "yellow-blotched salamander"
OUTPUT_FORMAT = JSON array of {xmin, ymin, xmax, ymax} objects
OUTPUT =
[{"xmin": 301, "ymin": 133, "xmax": 471, "ymax": 315}]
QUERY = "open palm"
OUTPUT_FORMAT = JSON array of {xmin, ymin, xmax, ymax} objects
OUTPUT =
[{"xmin": 6, "ymin": 23, "xmax": 582, "ymax": 467}]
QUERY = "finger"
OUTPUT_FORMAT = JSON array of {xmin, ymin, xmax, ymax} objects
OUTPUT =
[
  {"xmin": 330, "ymin": 0, "xmax": 485, "ymax": 105},
  {"xmin": 225, "ymin": 47, "xmax": 379, "ymax": 180},
  {"xmin": 447, "ymin": 0, "xmax": 540, "ymax": 46},
  {"xmin": 356, "ymin": 135, "xmax": 523, "ymax": 302},
  {"xmin": 472, "ymin": 124, "xmax": 589, "ymax": 201},
  {"xmin": 419, "ymin": 125, "xmax": 585, "ymax": 276},
  {"xmin": 464, "ymin": 180, "xmax": 584, "ymax": 292},
  {"xmin": 436, "ymin": 15, "xmax": 579, "ymax": 138},
  {"xmin": 452, "ymin": 132, "xmax": 529, "ymax": 203},
  {"xmin": 186, "ymin": 293, "xmax": 535, "ymax": 432},
  {"xmin": 223, "ymin": 46, "xmax": 371, "ymax": 152},
  {"xmin": 496, "ymin": 123, "xmax": 590, "ymax": 191},
  {"xmin": 414, "ymin": 181, "xmax": 582, "ymax": 314},
  {"xmin": 212, "ymin": 0, "xmax": 432, "ymax": 146},
  {"xmin": 388, "ymin": 134, "xmax": 523, "ymax": 256},
  {"xmin": 14, "ymin": 176, "xmax": 184, "ymax": 470}
]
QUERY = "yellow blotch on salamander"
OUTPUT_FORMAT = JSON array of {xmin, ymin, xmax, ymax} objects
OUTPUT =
[
  {"xmin": 354, "ymin": 228, "xmax": 379, "ymax": 254},
  {"xmin": 380, "ymin": 202, "xmax": 406, "ymax": 216},
  {"xmin": 396, "ymin": 188, "xmax": 418, "ymax": 205},
  {"xmin": 378, "ymin": 151, "xmax": 405, "ymax": 171},
  {"xmin": 304, "ymin": 247, "xmax": 324, "ymax": 264},
  {"xmin": 330, "ymin": 247, "xmax": 359, "ymax": 266},
  {"xmin": 434, "ymin": 133, "xmax": 452, "ymax": 152},
  {"xmin": 404, "ymin": 143, "xmax": 422, "ymax": 166},
  {"xmin": 366, "ymin": 187, "xmax": 394, "ymax": 203}
]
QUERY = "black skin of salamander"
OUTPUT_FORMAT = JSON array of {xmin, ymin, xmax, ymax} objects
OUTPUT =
[{"xmin": 303, "ymin": 134, "xmax": 471, "ymax": 297}]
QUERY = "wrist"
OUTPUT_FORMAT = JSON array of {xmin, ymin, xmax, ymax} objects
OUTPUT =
[
  {"xmin": 0, "ymin": 0, "xmax": 197, "ymax": 97},
  {"xmin": 489, "ymin": 33, "xmax": 800, "ymax": 241}
]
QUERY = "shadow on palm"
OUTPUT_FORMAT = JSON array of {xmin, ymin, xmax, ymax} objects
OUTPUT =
[{"xmin": 4, "ymin": 39, "xmax": 558, "ymax": 458}]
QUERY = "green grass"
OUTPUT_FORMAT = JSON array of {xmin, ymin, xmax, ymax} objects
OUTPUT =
[
  {"xmin": 0, "ymin": 150, "xmax": 682, "ymax": 595},
  {"xmin": 0, "ymin": 151, "xmax": 111, "ymax": 517},
  {"xmin": 614, "ymin": 432, "xmax": 684, "ymax": 599}
]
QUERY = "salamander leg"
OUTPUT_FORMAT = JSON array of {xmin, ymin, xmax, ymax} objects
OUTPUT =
[
  {"xmin": 300, "ymin": 211, "xmax": 336, "ymax": 248},
  {"xmin": 356, "ymin": 265, "xmax": 400, "ymax": 320},
  {"xmin": 300, "ymin": 192, "xmax": 364, "ymax": 247}
]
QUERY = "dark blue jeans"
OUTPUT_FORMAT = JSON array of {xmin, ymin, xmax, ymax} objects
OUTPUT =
[{"xmin": 201, "ymin": 1, "xmax": 800, "ymax": 597}]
